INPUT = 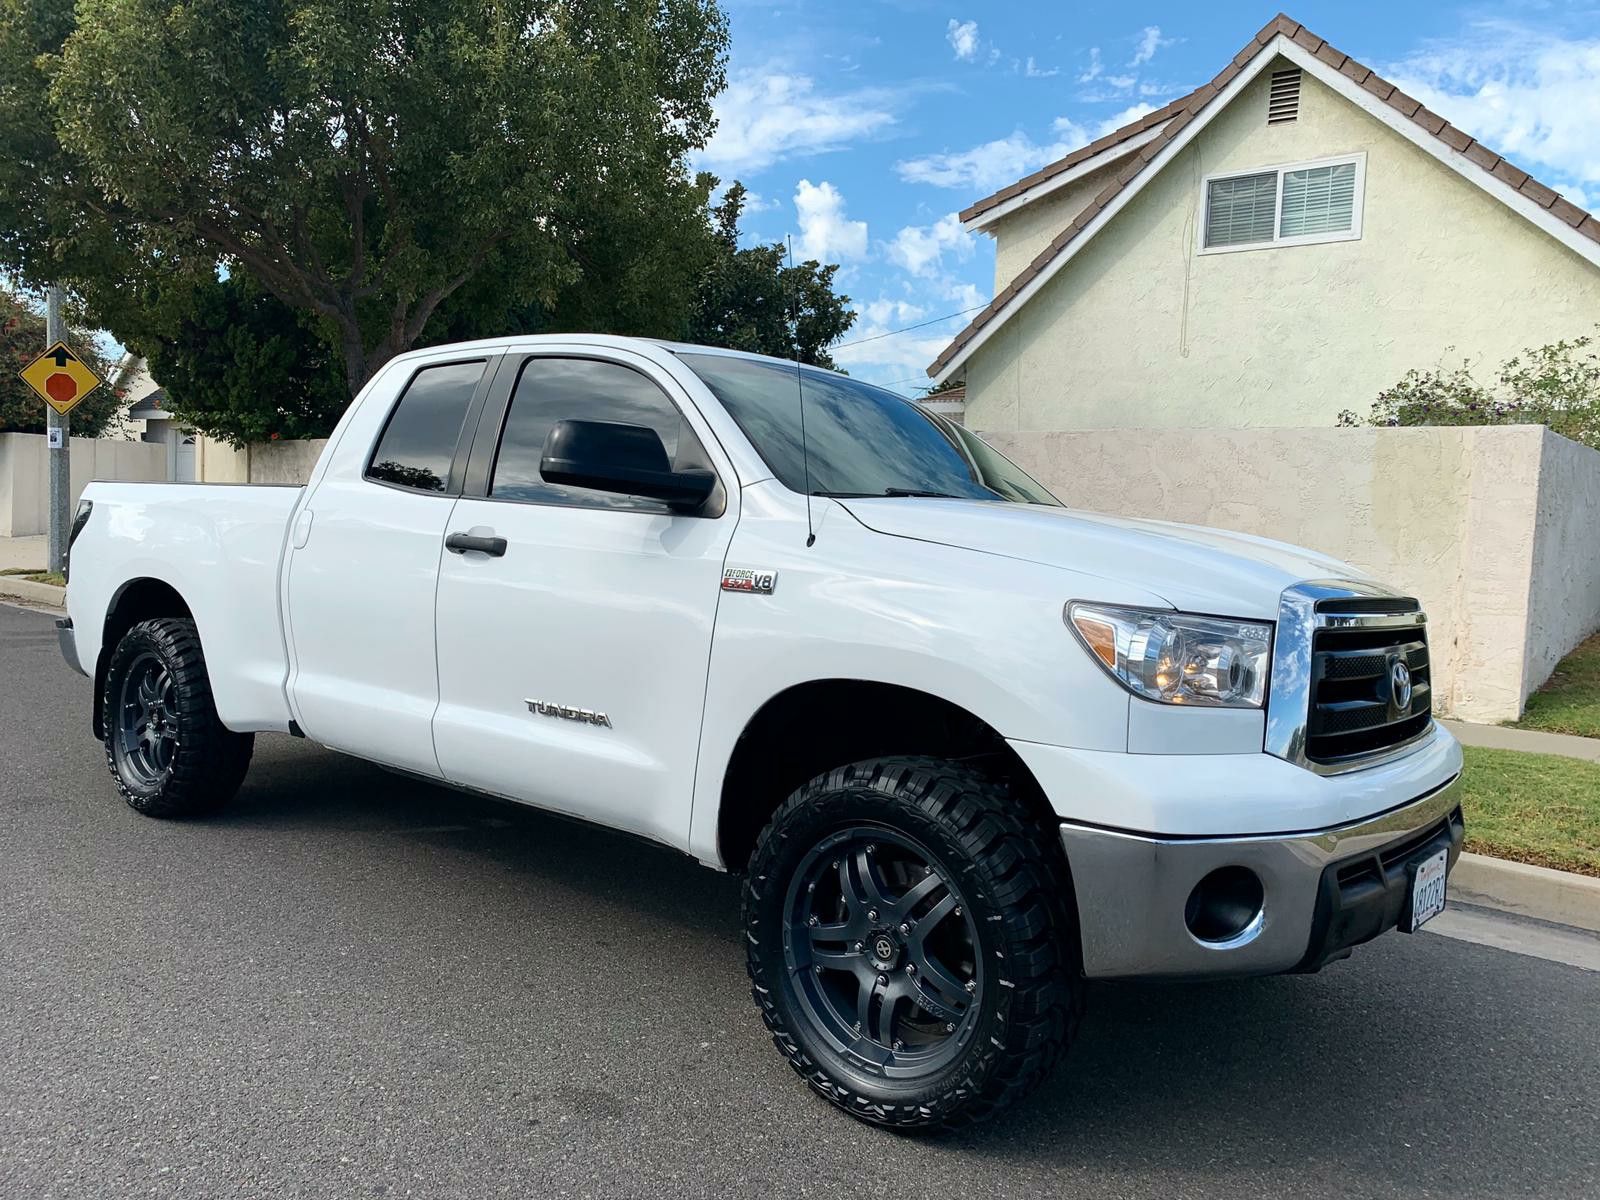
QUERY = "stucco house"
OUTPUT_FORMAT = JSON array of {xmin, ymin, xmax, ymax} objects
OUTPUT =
[{"xmin": 929, "ymin": 12, "xmax": 1600, "ymax": 432}]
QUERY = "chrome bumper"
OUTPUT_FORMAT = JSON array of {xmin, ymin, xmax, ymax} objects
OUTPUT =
[
  {"xmin": 57, "ymin": 617, "xmax": 87, "ymax": 677},
  {"xmin": 1060, "ymin": 772, "xmax": 1465, "ymax": 978}
]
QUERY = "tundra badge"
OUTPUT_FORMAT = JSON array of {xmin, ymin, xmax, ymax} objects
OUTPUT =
[{"xmin": 525, "ymin": 700, "xmax": 611, "ymax": 728}]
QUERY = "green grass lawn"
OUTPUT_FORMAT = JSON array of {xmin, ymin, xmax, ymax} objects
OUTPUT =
[
  {"xmin": 1460, "ymin": 745, "xmax": 1600, "ymax": 877},
  {"xmin": 1514, "ymin": 633, "xmax": 1600, "ymax": 739}
]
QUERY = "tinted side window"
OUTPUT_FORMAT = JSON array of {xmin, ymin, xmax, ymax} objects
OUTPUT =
[
  {"xmin": 366, "ymin": 360, "xmax": 485, "ymax": 492},
  {"xmin": 490, "ymin": 357, "xmax": 707, "ymax": 511}
]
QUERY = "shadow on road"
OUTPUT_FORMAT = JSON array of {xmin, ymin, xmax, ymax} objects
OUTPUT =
[{"xmin": 212, "ymin": 739, "xmax": 1590, "ymax": 1197}]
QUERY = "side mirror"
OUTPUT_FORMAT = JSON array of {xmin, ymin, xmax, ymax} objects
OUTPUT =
[{"xmin": 540, "ymin": 419, "xmax": 716, "ymax": 512}]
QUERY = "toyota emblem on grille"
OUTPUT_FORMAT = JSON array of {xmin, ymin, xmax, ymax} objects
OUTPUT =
[{"xmin": 1389, "ymin": 658, "xmax": 1413, "ymax": 713}]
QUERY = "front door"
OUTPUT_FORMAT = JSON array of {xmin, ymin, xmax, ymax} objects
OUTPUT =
[
  {"xmin": 286, "ymin": 356, "xmax": 492, "ymax": 777},
  {"xmin": 432, "ymin": 351, "xmax": 737, "ymax": 846}
]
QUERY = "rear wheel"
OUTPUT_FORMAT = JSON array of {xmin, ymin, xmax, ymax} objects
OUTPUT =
[
  {"xmin": 743, "ymin": 756, "xmax": 1082, "ymax": 1130},
  {"xmin": 102, "ymin": 617, "xmax": 253, "ymax": 817}
]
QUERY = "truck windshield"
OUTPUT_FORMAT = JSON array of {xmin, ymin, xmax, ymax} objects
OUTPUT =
[{"xmin": 679, "ymin": 353, "xmax": 1060, "ymax": 506}]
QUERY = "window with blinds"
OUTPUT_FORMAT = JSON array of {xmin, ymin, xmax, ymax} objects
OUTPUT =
[
  {"xmin": 1201, "ymin": 154, "xmax": 1364, "ymax": 252},
  {"xmin": 1204, "ymin": 172, "xmax": 1278, "ymax": 248},
  {"xmin": 1280, "ymin": 161, "xmax": 1357, "ymax": 236}
]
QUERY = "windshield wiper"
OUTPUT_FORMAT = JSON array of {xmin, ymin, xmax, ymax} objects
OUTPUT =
[{"xmin": 881, "ymin": 488, "xmax": 968, "ymax": 499}]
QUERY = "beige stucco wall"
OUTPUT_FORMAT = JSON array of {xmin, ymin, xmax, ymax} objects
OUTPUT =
[
  {"xmin": 248, "ymin": 439, "xmax": 328, "ymax": 484},
  {"xmin": 1523, "ymin": 430, "xmax": 1600, "ymax": 695},
  {"xmin": 0, "ymin": 433, "xmax": 167, "ymax": 537},
  {"xmin": 196, "ymin": 438, "xmax": 328, "ymax": 485},
  {"xmin": 981, "ymin": 424, "xmax": 1597, "ymax": 723},
  {"xmin": 966, "ymin": 60, "xmax": 1600, "ymax": 431}
]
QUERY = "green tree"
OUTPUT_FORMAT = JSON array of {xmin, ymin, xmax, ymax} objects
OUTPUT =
[
  {"xmin": 30, "ymin": 0, "xmax": 728, "ymax": 395},
  {"xmin": 689, "ymin": 182, "xmax": 856, "ymax": 367},
  {"xmin": 116, "ymin": 274, "xmax": 350, "ymax": 446},
  {"xmin": 0, "ymin": 285, "xmax": 123, "ymax": 436}
]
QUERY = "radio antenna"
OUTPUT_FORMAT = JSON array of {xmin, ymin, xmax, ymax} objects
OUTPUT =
[{"xmin": 786, "ymin": 235, "xmax": 816, "ymax": 548}]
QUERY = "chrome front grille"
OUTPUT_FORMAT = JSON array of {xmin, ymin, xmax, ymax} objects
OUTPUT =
[{"xmin": 1265, "ymin": 581, "xmax": 1435, "ymax": 775}]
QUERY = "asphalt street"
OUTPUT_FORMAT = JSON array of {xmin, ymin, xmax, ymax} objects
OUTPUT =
[{"xmin": 1, "ymin": 602, "xmax": 1596, "ymax": 1199}]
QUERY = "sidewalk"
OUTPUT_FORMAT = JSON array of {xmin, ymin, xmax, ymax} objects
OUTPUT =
[
  {"xmin": 0, "ymin": 535, "xmax": 46, "ymax": 572},
  {"xmin": 1441, "ymin": 718, "xmax": 1600, "ymax": 764}
]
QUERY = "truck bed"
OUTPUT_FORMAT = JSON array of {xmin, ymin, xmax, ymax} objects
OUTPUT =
[{"xmin": 65, "ymin": 482, "xmax": 305, "ymax": 732}]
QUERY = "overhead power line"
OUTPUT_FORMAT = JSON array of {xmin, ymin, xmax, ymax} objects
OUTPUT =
[{"xmin": 833, "ymin": 303, "xmax": 987, "ymax": 351}]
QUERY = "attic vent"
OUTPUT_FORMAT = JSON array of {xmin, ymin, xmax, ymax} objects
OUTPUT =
[{"xmin": 1268, "ymin": 68, "xmax": 1302, "ymax": 124}]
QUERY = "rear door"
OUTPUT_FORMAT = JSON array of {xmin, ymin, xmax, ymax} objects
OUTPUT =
[
  {"xmin": 431, "ymin": 347, "xmax": 737, "ymax": 846},
  {"xmin": 286, "ymin": 355, "xmax": 495, "ymax": 777}
]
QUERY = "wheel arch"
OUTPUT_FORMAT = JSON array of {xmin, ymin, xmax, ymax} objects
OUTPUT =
[
  {"xmin": 93, "ymin": 577, "xmax": 194, "ymax": 739},
  {"xmin": 715, "ymin": 678, "xmax": 1065, "ymax": 877}
]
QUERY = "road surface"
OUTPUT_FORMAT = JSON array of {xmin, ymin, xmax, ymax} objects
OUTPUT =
[{"xmin": 2, "ymin": 602, "xmax": 1595, "ymax": 1198}]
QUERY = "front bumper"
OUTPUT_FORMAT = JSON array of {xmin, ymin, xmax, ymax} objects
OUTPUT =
[{"xmin": 1059, "ymin": 771, "xmax": 1464, "ymax": 978}]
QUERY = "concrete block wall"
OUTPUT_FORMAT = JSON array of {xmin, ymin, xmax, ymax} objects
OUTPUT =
[{"xmin": 0, "ymin": 433, "xmax": 167, "ymax": 537}]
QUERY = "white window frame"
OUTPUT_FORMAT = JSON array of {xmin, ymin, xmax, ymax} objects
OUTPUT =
[{"xmin": 1199, "ymin": 151, "xmax": 1367, "ymax": 255}]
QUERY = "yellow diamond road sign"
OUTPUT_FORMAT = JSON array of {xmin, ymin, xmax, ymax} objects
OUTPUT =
[{"xmin": 19, "ymin": 340, "xmax": 103, "ymax": 417}]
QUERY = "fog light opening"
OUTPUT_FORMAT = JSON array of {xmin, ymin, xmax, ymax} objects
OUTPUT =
[{"xmin": 1185, "ymin": 866, "xmax": 1265, "ymax": 946}]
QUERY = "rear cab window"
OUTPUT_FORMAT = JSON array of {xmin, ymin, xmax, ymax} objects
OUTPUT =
[{"xmin": 366, "ymin": 360, "xmax": 487, "ymax": 493}]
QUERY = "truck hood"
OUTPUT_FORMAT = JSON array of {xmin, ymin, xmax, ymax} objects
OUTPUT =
[{"xmin": 838, "ymin": 499, "xmax": 1370, "ymax": 619}]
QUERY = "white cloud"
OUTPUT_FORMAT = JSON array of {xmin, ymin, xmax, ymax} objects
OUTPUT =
[
  {"xmin": 1130, "ymin": 26, "xmax": 1173, "ymax": 68},
  {"xmin": 793, "ymin": 180, "xmax": 867, "ymax": 263},
  {"xmin": 832, "ymin": 308, "xmax": 962, "ymax": 385},
  {"xmin": 886, "ymin": 213, "xmax": 975, "ymax": 278},
  {"xmin": 1386, "ymin": 24, "xmax": 1600, "ymax": 184},
  {"xmin": 896, "ymin": 128, "xmax": 1076, "ymax": 192},
  {"xmin": 1050, "ymin": 116, "xmax": 1090, "ymax": 146},
  {"xmin": 1078, "ymin": 47, "xmax": 1103, "ymax": 83},
  {"xmin": 697, "ymin": 72, "xmax": 896, "ymax": 176},
  {"xmin": 1095, "ymin": 103, "xmax": 1158, "ymax": 135},
  {"xmin": 1025, "ymin": 57, "xmax": 1059, "ymax": 79},
  {"xmin": 1558, "ymin": 183, "xmax": 1592, "ymax": 209},
  {"xmin": 897, "ymin": 103, "xmax": 1168, "ymax": 192},
  {"xmin": 947, "ymin": 19, "xmax": 980, "ymax": 63},
  {"xmin": 1103, "ymin": 73, "xmax": 1137, "ymax": 89}
]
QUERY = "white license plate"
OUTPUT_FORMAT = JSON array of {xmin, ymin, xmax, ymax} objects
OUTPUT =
[{"xmin": 1406, "ymin": 847, "xmax": 1449, "ymax": 931}]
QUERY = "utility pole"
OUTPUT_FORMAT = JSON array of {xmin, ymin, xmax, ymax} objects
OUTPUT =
[{"xmin": 45, "ymin": 285, "xmax": 69, "ymax": 575}]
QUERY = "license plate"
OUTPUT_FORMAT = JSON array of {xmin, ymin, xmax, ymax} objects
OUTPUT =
[{"xmin": 1405, "ymin": 847, "xmax": 1449, "ymax": 932}]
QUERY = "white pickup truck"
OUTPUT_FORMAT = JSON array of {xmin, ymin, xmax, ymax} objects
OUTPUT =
[{"xmin": 59, "ymin": 335, "xmax": 1463, "ymax": 1130}]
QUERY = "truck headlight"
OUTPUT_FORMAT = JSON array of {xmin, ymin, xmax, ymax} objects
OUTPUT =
[{"xmin": 1067, "ymin": 603, "xmax": 1271, "ymax": 708}]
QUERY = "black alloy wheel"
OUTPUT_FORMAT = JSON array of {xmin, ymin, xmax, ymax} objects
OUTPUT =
[
  {"xmin": 101, "ymin": 617, "xmax": 253, "ymax": 817},
  {"xmin": 785, "ymin": 826, "xmax": 981, "ymax": 1077},
  {"xmin": 745, "ymin": 756, "xmax": 1083, "ymax": 1130},
  {"xmin": 112, "ymin": 650, "xmax": 180, "ymax": 790}
]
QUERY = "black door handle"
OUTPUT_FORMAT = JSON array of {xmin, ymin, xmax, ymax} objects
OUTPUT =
[{"xmin": 446, "ymin": 531, "xmax": 507, "ymax": 557}]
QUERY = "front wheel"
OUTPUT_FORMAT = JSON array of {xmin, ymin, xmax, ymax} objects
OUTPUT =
[
  {"xmin": 743, "ymin": 757, "xmax": 1083, "ymax": 1131},
  {"xmin": 102, "ymin": 617, "xmax": 253, "ymax": 817}
]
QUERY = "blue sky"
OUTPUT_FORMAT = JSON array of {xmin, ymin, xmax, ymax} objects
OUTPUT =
[{"xmin": 696, "ymin": 1, "xmax": 1600, "ymax": 393}]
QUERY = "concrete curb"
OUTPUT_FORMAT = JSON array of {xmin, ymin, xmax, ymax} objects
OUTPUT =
[
  {"xmin": 1453, "ymin": 852, "xmax": 1600, "ymax": 934},
  {"xmin": 0, "ymin": 578, "xmax": 65, "ymax": 611}
]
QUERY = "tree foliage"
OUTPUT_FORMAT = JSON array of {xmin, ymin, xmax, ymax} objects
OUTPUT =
[
  {"xmin": 0, "ymin": 285, "xmax": 123, "ymax": 436},
  {"xmin": 22, "ymin": 0, "xmax": 729, "ymax": 395},
  {"xmin": 116, "ymin": 274, "xmax": 351, "ymax": 446},
  {"xmin": 2, "ymin": 2, "xmax": 864, "ymax": 444},
  {"xmin": 1338, "ymin": 330, "xmax": 1600, "ymax": 450},
  {"xmin": 689, "ymin": 183, "xmax": 856, "ymax": 368}
]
